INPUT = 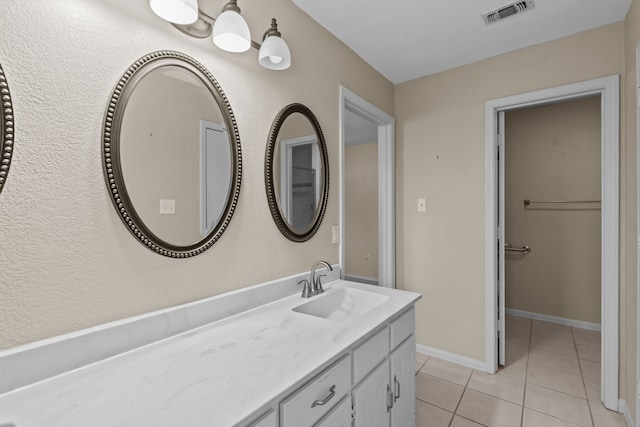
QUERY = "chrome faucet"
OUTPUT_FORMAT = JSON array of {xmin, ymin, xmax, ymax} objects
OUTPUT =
[
  {"xmin": 298, "ymin": 260, "xmax": 334, "ymax": 298},
  {"xmin": 311, "ymin": 260, "xmax": 333, "ymax": 295}
]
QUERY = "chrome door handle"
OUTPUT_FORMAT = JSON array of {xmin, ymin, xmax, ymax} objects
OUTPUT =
[
  {"xmin": 505, "ymin": 243, "xmax": 531, "ymax": 254},
  {"xmin": 394, "ymin": 375, "xmax": 400, "ymax": 402},
  {"xmin": 311, "ymin": 385, "xmax": 336, "ymax": 408},
  {"xmin": 386, "ymin": 384, "xmax": 394, "ymax": 412}
]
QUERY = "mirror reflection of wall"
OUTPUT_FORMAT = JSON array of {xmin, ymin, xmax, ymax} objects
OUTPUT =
[
  {"xmin": 120, "ymin": 65, "xmax": 229, "ymax": 247},
  {"xmin": 344, "ymin": 109, "xmax": 379, "ymax": 285},
  {"xmin": 276, "ymin": 112, "xmax": 321, "ymax": 234}
]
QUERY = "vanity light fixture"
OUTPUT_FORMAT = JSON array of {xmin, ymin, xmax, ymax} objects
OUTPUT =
[
  {"xmin": 149, "ymin": 0, "xmax": 198, "ymax": 25},
  {"xmin": 212, "ymin": 0, "xmax": 251, "ymax": 53},
  {"xmin": 150, "ymin": 0, "xmax": 292, "ymax": 70},
  {"xmin": 258, "ymin": 19, "xmax": 291, "ymax": 71}
]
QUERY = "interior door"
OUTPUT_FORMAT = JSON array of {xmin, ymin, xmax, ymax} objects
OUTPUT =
[{"xmin": 497, "ymin": 111, "xmax": 506, "ymax": 366}]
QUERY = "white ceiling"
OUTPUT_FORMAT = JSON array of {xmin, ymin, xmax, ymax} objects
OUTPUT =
[{"xmin": 291, "ymin": 0, "xmax": 632, "ymax": 84}]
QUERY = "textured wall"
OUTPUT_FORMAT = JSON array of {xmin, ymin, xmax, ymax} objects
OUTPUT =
[
  {"xmin": 0, "ymin": 0, "xmax": 394, "ymax": 349},
  {"xmin": 505, "ymin": 97, "xmax": 601, "ymax": 324},
  {"xmin": 395, "ymin": 23, "xmax": 625, "ymax": 361}
]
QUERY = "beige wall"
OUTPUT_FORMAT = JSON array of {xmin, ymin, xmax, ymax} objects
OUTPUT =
[
  {"xmin": 623, "ymin": 0, "xmax": 640, "ymax": 420},
  {"xmin": 345, "ymin": 142, "xmax": 378, "ymax": 279},
  {"xmin": 395, "ymin": 22, "xmax": 624, "ymax": 360},
  {"xmin": 0, "ymin": 0, "xmax": 394, "ymax": 349},
  {"xmin": 504, "ymin": 97, "xmax": 601, "ymax": 324}
]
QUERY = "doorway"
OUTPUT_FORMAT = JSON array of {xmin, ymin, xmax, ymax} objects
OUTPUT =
[
  {"xmin": 339, "ymin": 86, "xmax": 396, "ymax": 288},
  {"xmin": 485, "ymin": 75, "xmax": 620, "ymax": 410}
]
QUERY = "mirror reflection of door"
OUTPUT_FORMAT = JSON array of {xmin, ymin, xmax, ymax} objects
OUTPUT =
[
  {"xmin": 344, "ymin": 109, "xmax": 379, "ymax": 285},
  {"xmin": 200, "ymin": 120, "xmax": 231, "ymax": 235},
  {"xmin": 280, "ymin": 135, "xmax": 320, "ymax": 233}
]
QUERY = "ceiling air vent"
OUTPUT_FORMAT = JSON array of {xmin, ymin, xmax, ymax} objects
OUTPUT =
[{"xmin": 482, "ymin": 0, "xmax": 535, "ymax": 25}]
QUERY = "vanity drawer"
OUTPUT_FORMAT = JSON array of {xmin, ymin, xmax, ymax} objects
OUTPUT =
[
  {"xmin": 280, "ymin": 355, "xmax": 351, "ymax": 426},
  {"xmin": 390, "ymin": 308, "xmax": 415, "ymax": 350},
  {"xmin": 352, "ymin": 326, "xmax": 389, "ymax": 385}
]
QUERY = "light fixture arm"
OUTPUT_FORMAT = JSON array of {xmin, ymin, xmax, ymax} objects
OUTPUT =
[
  {"xmin": 262, "ymin": 18, "xmax": 281, "ymax": 41},
  {"xmin": 172, "ymin": 7, "xmax": 262, "ymax": 50}
]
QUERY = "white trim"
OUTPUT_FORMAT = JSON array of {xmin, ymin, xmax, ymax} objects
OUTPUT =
[
  {"xmin": 343, "ymin": 274, "xmax": 379, "ymax": 286},
  {"xmin": 636, "ymin": 43, "xmax": 640, "ymax": 427},
  {"xmin": 339, "ymin": 86, "xmax": 396, "ymax": 288},
  {"xmin": 416, "ymin": 344, "xmax": 487, "ymax": 372},
  {"xmin": 484, "ymin": 75, "xmax": 620, "ymax": 410},
  {"xmin": 505, "ymin": 308, "xmax": 601, "ymax": 331},
  {"xmin": 620, "ymin": 400, "xmax": 635, "ymax": 426}
]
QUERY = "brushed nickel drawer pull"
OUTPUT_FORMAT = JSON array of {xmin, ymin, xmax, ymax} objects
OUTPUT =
[{"xmin": 311, "ymin": 385, "xmax": 336, "ymax": 408}]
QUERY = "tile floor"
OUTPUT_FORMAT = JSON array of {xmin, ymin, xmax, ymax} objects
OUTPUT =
[{"xmin": 414, "ymin": 315, "xmax": 628, "ymax": 427}]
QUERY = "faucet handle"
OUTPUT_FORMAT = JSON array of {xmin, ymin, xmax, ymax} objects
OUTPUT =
[
  {"xmin": 298, "ymin": 279, "xmax": 313, "ymax": 298},
  {"xmin": 314, "ymin": 274, "xmax": 327, "ymax": 294}
]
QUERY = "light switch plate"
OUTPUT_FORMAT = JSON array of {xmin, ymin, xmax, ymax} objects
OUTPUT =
[
  {"xmin": 160, "ymin": 199, "xmax": 175, "ymax": 215},
  {"xmin": 331, "ymin": 225, "xmax": 340, "ymax": 244}
]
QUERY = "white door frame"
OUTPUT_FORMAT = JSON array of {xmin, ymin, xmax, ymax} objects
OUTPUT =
[
  {"xmin": 636, "ymin": 43, "xmax": 640, "ymax": 425},
  {"xmin": 485, "ymin": 75, "xmax": 620, "ymax": 410},
  {"xmin": 339, "ymin": 86, "xmax": 396, "ymax": 288}
]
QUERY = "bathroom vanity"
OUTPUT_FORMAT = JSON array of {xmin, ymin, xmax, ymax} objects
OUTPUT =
[{"xmin": 0, "ymin": 278, "xmax": 420, "ymax": 427}]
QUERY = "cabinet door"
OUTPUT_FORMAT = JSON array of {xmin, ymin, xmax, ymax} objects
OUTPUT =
[
  {"xmin": 389, "ymin": 335, "xmax": 415, "ymax": 427},
  {"xmin": 314, "ymin": 396, "xmax": 352, "ymax": 427},
  {"xmin": 352, "ymin": 360, "xmax": 391, "ymax": 427}
]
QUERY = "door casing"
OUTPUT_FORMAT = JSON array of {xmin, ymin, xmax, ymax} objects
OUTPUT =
[
  {"xmin": 339, "ymin": 86, "xmax": 396, "ymax": 288},
  {"xmin": 485, "ymin": 75, "xmax": 620, "ymax": 410}
]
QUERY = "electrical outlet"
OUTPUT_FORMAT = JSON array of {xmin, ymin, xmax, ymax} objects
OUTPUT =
[{"xmin": 417, "ymin": 198, "xmax": 426, "ymax": 212}]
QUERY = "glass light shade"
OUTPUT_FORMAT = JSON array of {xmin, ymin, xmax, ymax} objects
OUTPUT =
[
  {"xmin": 212, "ymin": 10, "xmax": 252, "ymax": 53},
  {"xmin": 259, "ymin": 35, "xmax": 291, "ymax": 70},
  {"xmin": 149, "ymin": 0, "xmax": 198, "ymax": 25}
]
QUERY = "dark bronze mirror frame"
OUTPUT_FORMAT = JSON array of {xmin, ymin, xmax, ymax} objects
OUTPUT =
[
  {"xmin": 0, "ymin": 63, "xmax": 14, "ymax": 196},
  {"xmin": 102, "ymin": 51, "xmax": 242, "ymax": 258},
  {"xmin": 265, "ymin": 103, "xmax": 329, "ymax": 242}
]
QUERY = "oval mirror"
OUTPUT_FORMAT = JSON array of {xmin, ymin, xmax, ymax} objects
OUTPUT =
[
  {"xmin": 265, "ymin": 103, "xmax": 329, "ymax": 242},
  {"xmin": 102, "ymin": 51, "xmax": 241, "ymax": 258},
  {"xmin": 0, "ymin": 63, "xmax": 14, "ymax": 196}
]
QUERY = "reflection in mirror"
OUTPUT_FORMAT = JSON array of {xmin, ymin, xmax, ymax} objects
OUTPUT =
[
  {"xmin": 266, "ymin": 104, "xmax": 328, "ymax": 242},
  {"xmin": 103, "ymin": 51, "xmax": 241, "ymax": 258},
  {"xmin": 0, "ymin": 63, "xmax": 14, "ymax": 197}
]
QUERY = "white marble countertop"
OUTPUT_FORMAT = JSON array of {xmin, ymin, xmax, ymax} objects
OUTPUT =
[{"xmin": 0, "ymin": 280, "xmax": 420, "ymax": 427}]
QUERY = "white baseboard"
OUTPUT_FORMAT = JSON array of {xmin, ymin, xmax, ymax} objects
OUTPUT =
[
  {"xmin": 416, "ymin": 344, "xmax": 488, "ymax": 372},
  {"xmin": 506, "ymin": 308, "xmax": 601, "ymax": 331},
  {"xmin": 619, "ymin": 399, "xmax": 635, "ymax": 427}
]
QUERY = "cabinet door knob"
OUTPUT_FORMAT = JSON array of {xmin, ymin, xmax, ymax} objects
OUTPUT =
[
  {"xmin": 311, "ymin": 385, "xmax": 336, "ymax": 408},
  {"xmin": 394, "ymin": 375, "xmax": 400, "ymax": 402}
]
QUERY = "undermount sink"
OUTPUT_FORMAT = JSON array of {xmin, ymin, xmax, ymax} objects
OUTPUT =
[{"xmin": 292, "ymin": 287, "xmax": 389, "ymax": 321}]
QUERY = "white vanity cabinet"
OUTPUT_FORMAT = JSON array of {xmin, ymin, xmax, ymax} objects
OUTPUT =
[
  {"xmin": 389, "ymin": 336, "xmax": 416, "ymax": 427},
  {"xmin": 275, "ymin": 306, "xmax": 416, "ymax": 427},
  {"xmin": 280, "ymin": 355, "xmax": 352, "ymax": 426},
  {"xmin": 351, "ymin": 307, "xmax": 416, "ymax": 427}
]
